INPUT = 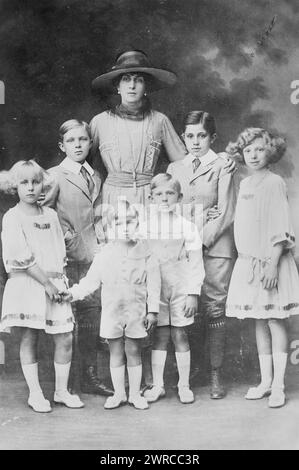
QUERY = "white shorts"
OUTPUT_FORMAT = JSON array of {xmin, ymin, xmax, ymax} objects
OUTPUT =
[{"xmin": 158, "ymin": 263, "xmax": 193, "ymax": 328}]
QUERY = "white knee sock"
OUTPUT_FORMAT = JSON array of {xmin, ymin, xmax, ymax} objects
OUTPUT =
[
  {"xmin": 258, "ymin": 354, "xmax": 273, "ymax": 388},
  {"xmin": 110, "ymin": 365, "xmax": 126, "ymax": 397},
  {"xmin": 54, "ymin": 362, "xmax": 71, "ymax": 393},
  {"xmin": 175, "ymin": 351, "xmax": 191, "ymax": 389},
  {"xmin": 272, "ymin": 352, "xmax": 288, "ymax": 390},
  {"xmin": 21, "ymin": 362, "xmax": 43, "ymax": 396},
  {"xmin": 127, "ymin": 364, "xmax": 142, "ymax": 399},
  {"xmin": 151, "ymin": 350, "xmax": 167, "ymax": 388}
]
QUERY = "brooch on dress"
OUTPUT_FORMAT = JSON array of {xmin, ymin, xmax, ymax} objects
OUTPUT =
[{"xmin": 33, "ymin": 222, "xmax": 51, "ymax": 230}]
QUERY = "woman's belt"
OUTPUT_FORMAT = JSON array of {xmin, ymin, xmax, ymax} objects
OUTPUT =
[{"xmin": 105, "ymin": 171, "xmax": 153, "ymax": 189}]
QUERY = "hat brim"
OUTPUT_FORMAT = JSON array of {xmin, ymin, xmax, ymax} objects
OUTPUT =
[{"xmin": 92, "ymin": 67, "xmax": 177, "ymax": 93}]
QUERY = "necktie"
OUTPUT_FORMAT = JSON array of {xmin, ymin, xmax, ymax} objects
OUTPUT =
[
  {"xmin": 80, "ymin": 165, "xmax": 94, "ymax": 195},
  {"xmin": 192, "ymin": 157, "xmax": 201, "ymax": 173}
]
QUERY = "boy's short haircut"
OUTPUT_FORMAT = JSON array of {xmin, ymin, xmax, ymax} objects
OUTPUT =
[
  {"xmin": 58, "ymin": 119, "xmax": 92, "ymax": 141},
  {"xmin": 150, "ymin": 173, "xmax": 182, "ymax": 194},
  {"xmin": 182, "ymin": 110, "xmax": 216, "ymax": 137},
  {"xmin": 104, "ymin": 199, "xmax": 139, "ymax": 227}
]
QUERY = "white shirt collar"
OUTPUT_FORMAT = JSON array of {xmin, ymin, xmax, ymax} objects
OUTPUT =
[
  {"xmin": 182, "ymin": 149, "xmax": 218, "ymax": 167},
  {"xmin": 182, "ymin": 153, "xmax": 195, "ymax": 167},
  {"xmin": 60, "ymin": 157, "xmax": 94, "ymax": 176}
]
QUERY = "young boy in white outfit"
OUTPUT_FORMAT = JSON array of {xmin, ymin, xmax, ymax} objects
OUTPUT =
[
  {"xmin": 141, "ymin": 174, "xmax": 205, "ymax": 404},
  {"xmin": 62, "ymin": 200, "xmax": 161, "ymax": 410}
]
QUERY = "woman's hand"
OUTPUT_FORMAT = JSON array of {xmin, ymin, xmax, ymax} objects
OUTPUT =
[
  {"xmin": 44, "ymin": 280, "xmax": 61, "ymax": 302},
  {"xmin": 58, "ymin": 290, "xmax": 73, "ymax": 303},
  {"xmin": 260, "ymin": 261, "xmax": 279, "ymax": 290},
  {"xmin": 222, "ymin": 156, "xmax": 236, "ymax": 174},
  {"xmin": 64, "ymin": 229, "xmax": 75, "ymax": 242},
  {"xmin": 207, "ymin": 205, "xmax": 222, "ymax": 222},
  {"xmin": 37, "ymin": 192, "xmax": 45, "ymax": 204},
  {"xmin": 144, "ymin": 312, "xmax": 158, "ymax": 332},
  {"xmin": 184, "ymin": 295, "xmax": 198, "ymax": 318}
]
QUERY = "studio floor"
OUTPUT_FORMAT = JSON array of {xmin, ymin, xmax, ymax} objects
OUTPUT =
[{"xmin": 1, "ymin": 372, "xmax": 299, "ymax": 450}]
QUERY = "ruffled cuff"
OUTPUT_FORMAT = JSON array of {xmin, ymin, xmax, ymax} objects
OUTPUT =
[
  {"xmin": 271, "ymin": 232, "xmax": 295, "ymax": 249},
  {"xmin": 6, "ymin": 254, "xmax": 36, "ymax": 271}
]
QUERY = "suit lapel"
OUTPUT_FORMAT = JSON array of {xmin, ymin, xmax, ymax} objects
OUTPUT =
[
  {"xmin": 189, "ymin": 155, "xmax": 219, "ymax": 183},
  {"xmin": 92, "ymin": 173, "xmax": 101, "ymax": 203},
  {"xmin": 61, "ymin": 168, "xmax": 92, "ymax": 201}
]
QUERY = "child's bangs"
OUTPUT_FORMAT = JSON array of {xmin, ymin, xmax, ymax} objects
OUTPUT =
[
  {"xmin": 16, "ymin": 166, "xmax": 43, "ymax": 183},
  {"xmin": 150, "ymin": 173, "xmax": 181, "ymax": 194},
  {"xmin": 117, "ymin": 210, "xmax": 138, "ymax": 223},
  {"xmin": 12, "ymin": 160, "xmax": 54, "ymax": 190},
  {"xmin": 104, "ymin": 202, "xmax": 139, "ymax": 227}
]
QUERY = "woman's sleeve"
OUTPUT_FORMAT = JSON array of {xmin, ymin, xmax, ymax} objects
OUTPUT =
[
  {"xmin": 89, "ymin": 115, "xmax": 104, "ymax": 171},
  {"xmin": 1, "ymin": 212, "xmax": 36, "ymax": 271},
  {"xmin": 69, "ymin": 253, "xmax": 103, "ymax": 300},
  {"xmin": 268, "ymin": 178, "xmax": 295, "ymax": 249},
  {"xmin": 161, "ymin": 115, "xmax": 187, "ymax": 162},
  {"xmin": 89, "ymin": 115, "xmax": 100, "ymax": 152}
]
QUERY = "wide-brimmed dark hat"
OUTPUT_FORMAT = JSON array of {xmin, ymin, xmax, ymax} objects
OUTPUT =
[{"xmin": 92, "ymin": 50, "xmax": 177, "ymax": 93}]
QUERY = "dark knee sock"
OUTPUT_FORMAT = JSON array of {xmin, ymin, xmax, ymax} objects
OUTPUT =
[
  {"xmin": 208, "ymin": 317, "xmax": 226, "ymax": 370},
  {"xmin": 78, "ymin": 321, "xmax": 98, "ymax": 367},
  {"xmin": 189, "ymin": 320, "xmax": 205, "ymax": 371}
]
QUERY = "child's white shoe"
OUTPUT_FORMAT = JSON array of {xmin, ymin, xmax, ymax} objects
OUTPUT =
[
  {"xmin": 54, "ymin": 390, "xmax": 84, "ymax": 408},
  {"xmin": 128, "ymin": 394, "xmax": 149, "ymax": 410},
  {"xmin": 104, "ymin": 394, "xmax": 127, "ymax": 409},
  {"xmin": 28, "ymin": 392, "xmax": 52, "ymax": 413},
  {"xmin": 144, "ymin": 385, "xmax": 166, "ymax": 403},
  {"xmin": 268, "ymin": 388, "xmax": 286, "ymax": 408},
  {"xmin": 245, "ymin": 384, "xmax": 271, "ymax": 400},
  {"xmin": 178, "ymin": 386, "xmax": 194, "ymax": 404}
]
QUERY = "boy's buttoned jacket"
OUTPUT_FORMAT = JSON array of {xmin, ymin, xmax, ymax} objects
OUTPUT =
[
  {"xmin": 42, "ymin": 158, "xmax": 102, "ymax": 264},
  {"xmin": 70, "ymin": 241, "xmax": 161, "ymax": 318},
  {"xmin": 168, "ymin": 150, "xmax": 236, "ymax": 259}
]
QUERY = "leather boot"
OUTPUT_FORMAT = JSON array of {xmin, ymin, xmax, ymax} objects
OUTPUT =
[
  {"xmin": 81, "ymin": 366, "xmax": 114, "ymax": 396},
  {"xmin": 210, "ymin": 368, "xmax": 226, "ymax": 399}
]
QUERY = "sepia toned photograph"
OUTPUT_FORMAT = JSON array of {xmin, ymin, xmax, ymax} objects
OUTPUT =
[{"xmin": 0, "ymin": 0, "xmax": 299, "ymax": 451}]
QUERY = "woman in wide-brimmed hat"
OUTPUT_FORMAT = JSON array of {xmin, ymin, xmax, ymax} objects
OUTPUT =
[
  {"xmin": 90, "ymin": 50, "xmax": 187, "ymax": 207},
  {"xmin": 89, "ymin": 50, "xmax": 189, "ymax": 398}
]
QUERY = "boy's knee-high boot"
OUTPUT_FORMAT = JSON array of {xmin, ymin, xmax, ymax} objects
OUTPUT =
[
  {"xmin": 208, "ymin": 316, "xmax": 226, "ymax": 399},
  {"xmin": 78, "ymin": 313, "xmax": 113, "ymax": 397}
]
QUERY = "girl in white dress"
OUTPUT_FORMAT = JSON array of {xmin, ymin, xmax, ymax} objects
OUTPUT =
[
  {"xmin": 226, "ymin": 128, "xmax": 299, "ymax": 408},
  {"xmin": 0, "ymin": 160, "xmax": 84, "ymax": 412}
]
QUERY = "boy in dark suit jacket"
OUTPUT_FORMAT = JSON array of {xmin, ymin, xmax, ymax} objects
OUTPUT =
[{"xmin": 42, "ymin": 119, "xmax": 113, "ymax": 396}]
